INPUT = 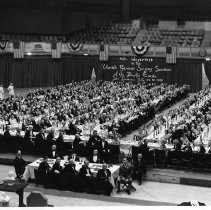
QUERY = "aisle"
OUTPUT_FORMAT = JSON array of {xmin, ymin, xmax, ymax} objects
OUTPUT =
[{"xmin": 121, "ymin": 96, "xmax": 190, "ymax": 149}]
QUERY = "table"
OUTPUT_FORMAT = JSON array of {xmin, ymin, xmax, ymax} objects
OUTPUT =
[
  {"xmin": 23, "ymin": 159, "xmax": 119, "ymax": 187},
  {"xmin": 0, "ymin": 179, "xmax": 28, "ymax": 207}
]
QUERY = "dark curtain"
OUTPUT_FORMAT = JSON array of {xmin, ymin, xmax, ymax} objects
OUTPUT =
[
  {"xmin": 204, "ymin": 61, "xmax": 211, "ymax": 86},
  {"xmin": 99, "ymin": 57, "xmax": 202, "ymax": 93},
  {"xmin": 0, "ymin": 55, "xmax": 202, "ymax": 92}
]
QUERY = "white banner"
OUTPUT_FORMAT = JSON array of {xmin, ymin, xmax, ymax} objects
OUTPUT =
[{"xmin": 25, "ymin": 42, "xmax": 51, "ymax": 53}]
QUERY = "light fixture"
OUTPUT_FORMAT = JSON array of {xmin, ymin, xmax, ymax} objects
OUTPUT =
[
  {"xmin": 84, "ymin": 53, "xmax": 88, "ymax": 56},
  {"xmin": 27, "ymin": 52, "xmax": 32, "ymax": 56},
  {"xmin": 205, "ymin": 57, "xmax": 210, "ymax": 61}
]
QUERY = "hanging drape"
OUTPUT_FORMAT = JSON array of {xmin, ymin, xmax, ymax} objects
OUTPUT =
[{"xmin": 0, "ymin": 55, "xmax": 202, "ymax": 92}]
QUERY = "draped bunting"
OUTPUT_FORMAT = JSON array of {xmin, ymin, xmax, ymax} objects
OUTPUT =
[
  {"xmin": 67, "ymin": 43, "xmax": 84, "ymax": 53},
  {"xmin": 131, "ymin": 45, "xmax": 149, "ymax": 56},
  {"xmin": 0, "ymin": 41, "xmax": 7, "ymax": 51}
]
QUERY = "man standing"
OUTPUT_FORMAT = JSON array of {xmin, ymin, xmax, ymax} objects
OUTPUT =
[
  {"xmin": 87, "ymin": 130, "xmax": 102, "ymax": 156},
  {"xmin": 13, "ymin": 150, "xmax": 26, "ymax": 178},
  {"xmin": 117, "ymin": 158, "xmax": 133, "ymax": 195},
  {"xmin": 8, "ymin": 83, "xmax": 14, "ymax": 96},
  {"xmin": 133, "ymin": 153, "xmax": 146, "ymax": 185}
]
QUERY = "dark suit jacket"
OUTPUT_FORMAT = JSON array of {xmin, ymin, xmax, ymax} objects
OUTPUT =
[
  {"xmin": 35, "ymin": 133, "xmax": 45, "ymax": 148},
  {"xmin": 62, "ymin": 164, "xmax": 77, "ymax": 176},
  {"xmin": 79, "ymin": 165, "xmax": 92, "ymax": 177},
  {"xmin": 182, "ymin": 145, "xmax": 192, "ymax": 153},
  {"xmin": 100, "ymin": 141, "xmax": 109, "ymax": 153},
  {"xmin": 88, "ymin": 135, "xmax": 102, "ymax": 150},
  {"xmin": 13, "ymin": 156, "xmax": 26, "ymax": 176},
  {"xmin": 89, "ymin": 155, "xmax": 102, "ymax": 163},
  {"xmin": 133, "ymin": 159, "xmax": 146, "ymax": 174},
  {"xmin": 119, "ymin": 164, "xmax": 133, "ymax": 179},
  {"xmin": 48, "ymin": 150, "xmax": 61, "ymax": 159},
  {"xmin": 38, "ymin": 161, "xmax": 51, "ymax": 175},
  {"xmin": 51, "ymin": 162, "xmax": 63, "ymax": 173},
  {"xmin": 97, "ymin": 168, "xmax": 111, "ymax": 181}
]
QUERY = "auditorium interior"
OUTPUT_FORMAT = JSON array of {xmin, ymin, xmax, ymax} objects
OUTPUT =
[{"xmin": 1, "ymin": 0, "xmax": 211, "ymax": 207}]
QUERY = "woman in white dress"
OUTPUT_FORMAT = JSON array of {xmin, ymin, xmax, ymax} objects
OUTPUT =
[
  {"xmin": 0, "ymin": 85, "xmax": 4, "ymax": 100},
  {"xmin": 8, "ymin": 83, "xmax": 14, "ymax": 96}
]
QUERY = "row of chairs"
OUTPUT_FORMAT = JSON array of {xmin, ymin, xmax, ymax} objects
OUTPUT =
[{"xmin": 131, "ymin": 146, "xmax": 211, "ymax": 171}]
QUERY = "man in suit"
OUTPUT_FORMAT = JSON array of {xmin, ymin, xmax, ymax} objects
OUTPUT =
[
  {"xmin": 38, "ymin": 156, "xmax": 51, "ymax": 175},
  {"xmin": 23, "ymin": 125, "xmax": 35, "ymax": 154},
  {"xmin": 62, "ymin": 158, "xmax": 77, "ymax": 176},
  {"xmin": 87, "ymin": 130, "xmax": 102, "ymax": 156},
  {"xmin": 133, "ymin": 153, "xmax": 146, "ymax": 185},
  {"xmin": 3, "ymin": 125, "xmax": 11, "ymax": 152},
  {"xmin": 96, "ymin": 163, "xmax": 113, "ymax": 196},
  {"xmin": 56, "ymin": 131, "xmax": 65, "ymax": 156},
  {"xmin": 45, "ymin": 129, "xmax": 55, "ymax": 154},
  {"xmin": 79, "ymin": 160, "xmax": 92, "ymax": 178},
  {"xmin": 13, "ymin": 150, "xmax": 26, "ymax": 178},
  {"xmin": 73, "ymin": 134, "xmax": 86, "ymax": 159},
  {"xmin": 50, "ymin": 156, "xmax": 63, "ymax": 188},
  {"xmin": 37, "ymin": 156, "xmax": 51, "ymax": 186},
  {"xmin": 89, "ymin": 149, "xmax": 102, "ymax": 163},
  {"xmin": 35, "ymin": 128, "xmax": 45, "ymax": 155},
  {"xmin": 99, "ymin": 137, "xmax": 109, "ymax": 163},
  {"xmin": 48, "ymin": 145, "xmax": 62, "ymax": 159},
  {"xmin": 117, "ymin": 158, "xmax": 133, "ymax": 195}
]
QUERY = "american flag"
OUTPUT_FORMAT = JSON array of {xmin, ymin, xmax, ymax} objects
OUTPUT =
[
  {"xmin": 51, "ymin": 42, "xmax": 62, "ymax": 59},
  {"xmin": 99, "ymin": 44, "xmax": 109, "ymax": 61},
  {"xmin": 13, "ymin": 41, "xmax": 25, "ymax": 58},
  {"xmin": 166, "ymin": 46, "xmax": 177, "ymax": 64}
]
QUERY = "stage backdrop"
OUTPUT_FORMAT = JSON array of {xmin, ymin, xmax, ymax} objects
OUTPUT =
[{"xmin": 0, "ymin": 55, "xmax": 202, "ymax": 92}]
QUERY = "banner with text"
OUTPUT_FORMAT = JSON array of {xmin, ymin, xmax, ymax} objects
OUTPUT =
[{"xmin": 100, "ymin": 56, "xmax": 202, "ymax": 92}]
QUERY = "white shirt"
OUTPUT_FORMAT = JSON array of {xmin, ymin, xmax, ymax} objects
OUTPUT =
[{"xmin": 93, "ymin": 156, "xmax": 98, "ymax": 163}]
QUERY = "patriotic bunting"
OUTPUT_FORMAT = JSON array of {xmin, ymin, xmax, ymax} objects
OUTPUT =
[
  {"xmin": 131, "ymin": 45, "xmax": 149, "ymax": 56},
  {"xmin": 67, "ymin": 43, "xmax": 83, "ymax": 53},
  {"xmin": 0, "ymin": 41, "xmax": 7, "ymax": 51}
]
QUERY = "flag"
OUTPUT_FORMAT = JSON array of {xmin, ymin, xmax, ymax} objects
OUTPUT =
[
  {"xmin": 51, "ymin": 42, "xmax": 62, "ymax": 58},
  {"xmin": 13, "ymin": 41, "xmax": 25, "ymax": 58},
  {"xmin": 91, "ymin": 67, "xmax": 96, "ymax": 80},
  {"xmin": 166, "ymin": 46, "xmax": 177, "ymax": 64},
  {"xmin": 99, "ymin": 44, "xmax": 109, "ymax": 61}
]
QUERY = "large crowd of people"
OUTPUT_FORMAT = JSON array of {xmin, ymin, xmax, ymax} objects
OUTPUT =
[{"xmin": 0, "ymin": 81, "xmax": 189, "ymax": 157}]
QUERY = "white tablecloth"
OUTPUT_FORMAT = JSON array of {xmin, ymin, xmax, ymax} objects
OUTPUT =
[{"xmin": 23, "ymin": 159, "xmax": 119, "ymax": 186}]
